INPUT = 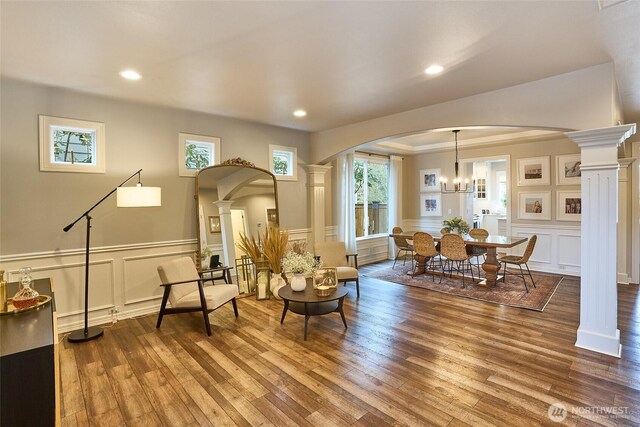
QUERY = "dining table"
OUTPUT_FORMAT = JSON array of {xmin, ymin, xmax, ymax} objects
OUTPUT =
[{"xmin": 389, "ymin": 231, "xmax": 528, "ymax": 287}]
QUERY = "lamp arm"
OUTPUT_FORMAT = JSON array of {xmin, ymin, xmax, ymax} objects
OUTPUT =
[{"xmin": 63, "ymin": 169, "xmax": 143, "ymax": 232}]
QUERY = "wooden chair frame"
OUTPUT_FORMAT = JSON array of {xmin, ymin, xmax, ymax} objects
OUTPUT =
[
  {"xmin": 344, "ymin": 253, "xmax": 360, "ymax": 298},
  {"xmin": 156, "ymin": 277, "xmax": 238, "ymax": 336}
]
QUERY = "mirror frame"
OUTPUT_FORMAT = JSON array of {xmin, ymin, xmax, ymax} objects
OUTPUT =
[{"xmin": 195, "ymin": 159, "xmax": 279, "ymax": 270}]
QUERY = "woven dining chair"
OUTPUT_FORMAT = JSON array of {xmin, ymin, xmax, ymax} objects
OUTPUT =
[
  {"xmin": 412, "ymin": 232, "xmax": 439, "ymax": 280},
  {"xmin": 391, "ymin": 226, "xmax": 414, "ymax": 270},
  {"xmin": 497, "ymin": 235, "xmax": 538, "ymax": 292},
  {"xmin": 439, "ymin": 233, "xmax": 475, "ymax": 288},
  {"xmin": 467, "ymin": 228, "xmax": 489, "ymax": 275}
]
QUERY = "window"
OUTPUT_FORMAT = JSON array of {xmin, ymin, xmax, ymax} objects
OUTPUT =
[
  {"xmin": 269, "ymin": 145, "xmax": 297, "ymax": 180},
  {"xmin": 475, "ymin": 178, "xmax": 487, "ymax": 199},
  {"xmin": 354, "ymin": 157, "xmax": 389, "ymax": 238},
  {"xmin": 178, "ymin": 133, "xmax": 220, "ymax": 177},
  {"xmin": 39, "ymin": 115, "xmax": 105, "ymax": 173}
]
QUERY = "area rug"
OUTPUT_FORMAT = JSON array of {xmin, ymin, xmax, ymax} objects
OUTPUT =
[{"xmin": 364, "ymin": 265, "xmax": 563, "ymax": 311}]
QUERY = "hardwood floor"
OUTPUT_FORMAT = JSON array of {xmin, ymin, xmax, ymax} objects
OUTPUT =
[{"xmin": 59, "ymin": 261, "xmax": 640, "ymax": 426}]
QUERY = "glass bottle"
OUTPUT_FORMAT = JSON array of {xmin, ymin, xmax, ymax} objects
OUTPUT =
[{"xmin": 12, "ymin": 267, "xmax": 39, "ymax": 309}]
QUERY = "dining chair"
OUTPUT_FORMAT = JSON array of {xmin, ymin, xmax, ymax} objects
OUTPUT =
[
  {"xmin": 497, "ymin": 235, "xmax": 538, "ymax": 292},
  {"xmin": 156, "ymin": 256, "xmax": 239, "ymax": 336},
  {"xmin": 439, "ymin": 233, "xmax": 475, "ymax": 288},
  {"xmin": 412, "ymin": 232, "xmax": 439, "ymax": 280},
  {"xmin": 314, "ymin": 241, "xmax": 360, "ymax": 297},
  {"xmin": 391, "ymin": 226, "xmax": 414, "ymax": 270},
  {"xmin": 467, "ymin": 228, "xmax": 489, "ymax": 275}
]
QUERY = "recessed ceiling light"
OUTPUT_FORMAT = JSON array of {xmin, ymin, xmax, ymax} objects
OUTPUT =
[
  {"xmin": 293, "ymin": 110, "xmax": 307, "ymax": 118},
  {"xmin": 119, "ymin": 69, "xmax": 142, "ymax": 80},
  {"xmin": 425, "ymin": 65, "xmax": 444, "ymax": 75}
]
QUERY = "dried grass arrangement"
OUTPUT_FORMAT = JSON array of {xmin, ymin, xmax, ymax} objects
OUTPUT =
[
  {"xmin": 237, "ymin": 226, "xmax": 289, "ymax": 274},
  {"xmin": 237, "ymin": 232, "xmax": 263, "ymax": 264},
  {"xmin": 262, "ymin": 226, "xmax": 288, "ymax": 274}
]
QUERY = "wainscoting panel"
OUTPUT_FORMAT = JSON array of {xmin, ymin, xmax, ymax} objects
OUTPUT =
[
  {"xmin": 403, "ymin": 219, "xmax": 581, "ymax": 276},
  {"xmin": 506, "ymin": 224, "xmax": 580, "ymax": 275},
  {"xmin": 0, "ymin": 240, "xmax": 198, "ymax": 333}
]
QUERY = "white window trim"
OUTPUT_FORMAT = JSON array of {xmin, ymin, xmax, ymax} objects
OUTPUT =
[
  {"xmin": 269, "ymin": 144, "xmax": 298, "ymax": 181},
  {"xmin": 39, "ymin": 115, "xmax": 106, "ymax": 173},
  {"xmin": 354, "ymin": 155, "xmax": 390, "ymax": 238},
  {"xmin": 178, "ymin": 133, "xmax": 221, "ymax": 177}
]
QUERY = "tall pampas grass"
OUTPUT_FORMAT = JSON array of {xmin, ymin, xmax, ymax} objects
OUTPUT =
[
  {"xmin": 237, "ymin": 232, "xmax": 263, "ymax": 264},
  {"xmin": 262, "ymin": 226, "xmax": 288, "ymax": 274}
]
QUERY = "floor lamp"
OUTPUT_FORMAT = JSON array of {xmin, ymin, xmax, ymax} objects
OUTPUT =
[{"xmin": 64, "ymin": 169, "xmax": 161, "ymax": 343}]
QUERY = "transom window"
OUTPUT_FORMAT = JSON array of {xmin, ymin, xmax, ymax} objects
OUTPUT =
[
  {"xmin": 178, "ymin": 133, "xmax": 220, "ymax": 177},
  {"xmin": 354, "ymin": 157, "xmax": 389, "ymax": 238},
  {"xmin": 39, "ymin": 115, "xmax": 105, "ymax": 173},
  {"xmin": 269, "ymin": 144, "xmax": 298, "ymax": 181}
]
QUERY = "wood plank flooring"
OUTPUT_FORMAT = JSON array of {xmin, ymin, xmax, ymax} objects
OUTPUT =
[{"xmin": 59, "ymin": 261, "xmax": 640, "ymax": 426}]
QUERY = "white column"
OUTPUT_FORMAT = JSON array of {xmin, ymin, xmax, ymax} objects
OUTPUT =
[
  {"xmin": 306, "ymin": 165, "xmax": 332, "ymax": 251},
  {"xmin": 388, "ymin": 155, "xmax": 403, "ymax": 258},
  {"xmin": 212, "ymin": 200, "xmax": 236, "ymax": 269},
  {"xmin": 617, "ymin": 158, "xmax": 635, "ymax": 284},
  {"xmin": 566, "ymin": 124, "xmax": 636, "ymax": 357}
]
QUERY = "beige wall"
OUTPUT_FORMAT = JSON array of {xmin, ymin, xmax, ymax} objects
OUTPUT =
[
  {"xmin": 404, "ymin": 136, "xmax": 581, "ymax": 224},
  {"xmin": 0, "ymin": 78, "xmax": 310, "ymax": 255}
]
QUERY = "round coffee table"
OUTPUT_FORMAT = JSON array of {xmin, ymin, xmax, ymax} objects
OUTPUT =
[{"xmin": 278, "ymin": 283, "xmax": 348, "ymax": 340}]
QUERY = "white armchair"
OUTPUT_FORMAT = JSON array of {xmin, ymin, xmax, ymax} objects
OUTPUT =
[
  {"xmin": 156, "ymin": 256, "xmax": 239, "ymax": 335},
  {"xmin": 314, "ymin": 241, "xmax": 360, "ymax": 297}
]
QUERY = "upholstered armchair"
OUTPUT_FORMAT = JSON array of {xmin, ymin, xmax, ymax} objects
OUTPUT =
[
  {"xmin": 314, "ymin": 241, "xmax": 360, "ymax": 297},
  {"xmin": 156, "ymin": 256, "xmax": 239, "ymax": 335}
]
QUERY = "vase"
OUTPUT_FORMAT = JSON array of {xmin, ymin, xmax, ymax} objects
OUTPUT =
[
  {"xmin": 270, "ymin": 276, "xmax": 286, "ymax": 300},
  {"xmin": 12, "ymin": 267, "xmax": 39, "ymax": 309},
  {"xmin": 290, "ymin": 274, "xmax": 306, "ymax": 292}
]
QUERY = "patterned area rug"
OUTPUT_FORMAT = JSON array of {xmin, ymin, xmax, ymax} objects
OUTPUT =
[{"xmin": 364, "ymin": 265, "xmax": 563, "ymax": 311}]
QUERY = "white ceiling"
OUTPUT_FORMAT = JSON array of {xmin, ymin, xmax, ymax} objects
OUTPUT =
[{"xmin": 2, "ymin": 1, "xmax": 639, "ymax": 137}]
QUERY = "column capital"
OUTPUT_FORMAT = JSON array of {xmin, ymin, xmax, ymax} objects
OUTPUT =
[
  {"xmin": 618, "ymin": 157, "xmax": 636, "ymax": 169},
  {"xmin": 306, "ymin": 164, "xmax": 332, "ymax": 187},
  {"xmin": 565, "ymin": 124, "xmax": 636, "ymax": 148},
  {"xmin": 212, "ymin": 200, "xmax": 234, "ymax": 214}
]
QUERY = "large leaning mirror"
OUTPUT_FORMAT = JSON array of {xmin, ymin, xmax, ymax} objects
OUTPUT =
[{"xmin": 196, "ymin": 159, "xmax": 279, "ymax": 294}]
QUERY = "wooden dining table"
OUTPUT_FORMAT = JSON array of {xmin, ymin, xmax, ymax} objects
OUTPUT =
[{"xmin": 390, "ymin": 231, "xmax": 528, "ymax": 287}]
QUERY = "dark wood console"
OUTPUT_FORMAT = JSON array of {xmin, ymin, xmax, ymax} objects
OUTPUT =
[{"xmin": 0, "ymin": 277, "xmax": 60, "ymax": 426}]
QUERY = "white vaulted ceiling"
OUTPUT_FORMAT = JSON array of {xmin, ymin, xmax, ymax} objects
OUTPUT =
[{"xmin": 1, "ymin": 1, "xmax": 639, "ymax": 133}]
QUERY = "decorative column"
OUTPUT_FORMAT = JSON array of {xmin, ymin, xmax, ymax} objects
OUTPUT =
[
  {"xmin": 617, "ymin": 158, "xmax": 635, "ymax": 284},
  {"xmin": 212, "ymin": 200, "xmax": 237, "ymax": 270},
  {"xmin": 388, "ymin": 155, "xmax": 403, "ymax": 258},
  {"xmin": 306, "ymin": 165, "xmax": 332, "ymax": 251},
  {"xmin": 566, "ymin": 124, "xmax": 636, "ymax": 357}
]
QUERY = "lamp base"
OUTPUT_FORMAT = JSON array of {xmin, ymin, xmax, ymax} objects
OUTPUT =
[{"xmin": 67, "ymin": 326, "xmax": 104, "ymax": 343}]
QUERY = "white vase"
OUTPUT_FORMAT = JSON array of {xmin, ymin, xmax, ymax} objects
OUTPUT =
[
  {"xmin": 270, "ymin": 276, "xmax": 286, "ymax": 300},
  {"xmin": 290, "ymin": 274, "xmax": 307, "ymax": 291}
]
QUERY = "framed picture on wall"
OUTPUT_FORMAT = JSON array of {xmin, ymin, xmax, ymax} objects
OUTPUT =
[
  {"xmin": 208, "ymin": 216, "xmax": 221, "ymax": 233},
  {"xmin": 419, "ymin": 168, "xmax": 441, "ymax": 192},
  {"xmin": 556, "ymin": 154, "xmax": 581, "ymax": 185},
  {"xmin": 420, "ymin": 193, "xmax": 442, "ymax": 217},
  {"xmin": 557, "ymin": 191, "xmax": 581, "ymax": 221},
  {"xmin": 517, "ymin": 156, "xmax": 550, "ymax": 186},
  {"xmin": 266, "ymin": 208, "xmax": 277, "ymax": 228},
  {"xmin": 518, "ymin": 191, "xmax": 551, "ymax": 220}
]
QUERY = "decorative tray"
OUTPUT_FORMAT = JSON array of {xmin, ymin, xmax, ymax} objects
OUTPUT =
[{"xmin": 0, "ymin": 295, "xmax": 52, "ymax": 316}]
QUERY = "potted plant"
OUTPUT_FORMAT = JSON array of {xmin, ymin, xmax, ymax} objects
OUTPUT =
[
  {"xmin": 442, "ymin": 216, "xmax": 470, "ymax": 234},
  {"xmin": 200, "ymin": 246, "xmax": 213, "ymax": 269}
]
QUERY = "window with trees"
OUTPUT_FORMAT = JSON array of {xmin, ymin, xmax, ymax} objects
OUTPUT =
[
  {"xmin": 39, "ymin": 115, "xmax": 105, "ymax": 173},
  {"xmin": 178, "ymin": 133, "xmax": 220, "ymax": 177},
  {"xmin": 269, "ymin": 145, "xmax": 298, "ymax": 181},
  {"xmin": 354, "ymin": 157, "xmax": 389, "ymax": 238}
]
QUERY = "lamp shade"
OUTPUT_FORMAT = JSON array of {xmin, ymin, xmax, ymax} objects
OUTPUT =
[{"xmin": 116, "ymin": 184, "xmax": 161, "ymax": 207}]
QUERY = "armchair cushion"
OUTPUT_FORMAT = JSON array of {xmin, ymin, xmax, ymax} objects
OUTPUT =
[
  {"xmin": 336, "ymin": 266, "xmax": 358, "ymax": 281},
  {"xmin": 157, "ymin": 256, "xmax": 202, "ymax": 306},
  {"xmin": 315, "ymin": 241, "xmax": 349, "ymax": 267},
  {"xmin": 174, "ymin": 284, "xmax": 239, "ymax": 309}
]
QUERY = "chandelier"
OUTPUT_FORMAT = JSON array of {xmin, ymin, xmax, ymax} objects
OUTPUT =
[{"xmin": 440, "ymin": 130, "xmax": 475, "ymax": 194}]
